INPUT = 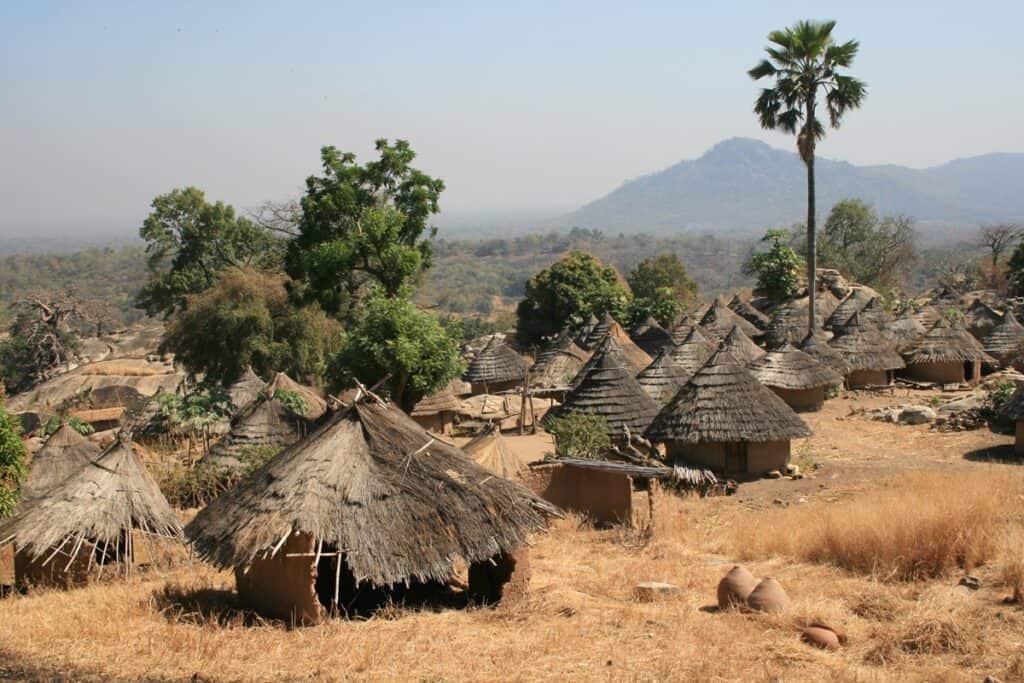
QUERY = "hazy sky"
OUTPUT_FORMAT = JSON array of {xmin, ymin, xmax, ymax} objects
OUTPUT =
[{"xmin": 2, "ymin": 1, "xmax": 1023, "ymax": 238}]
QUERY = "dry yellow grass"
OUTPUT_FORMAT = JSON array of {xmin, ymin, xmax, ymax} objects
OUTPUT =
[{"xmin": 80, "ymin": 360, "xmax": 169, "ymax": 377}]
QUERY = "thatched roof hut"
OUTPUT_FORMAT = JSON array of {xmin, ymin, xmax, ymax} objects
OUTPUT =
[
  {"xmin": 554, "ymin": 347, "xmax": 660, "ymax": 440},
  {"xmin": 530, "ymin": 328, "xmax": 591, "ymax": 389},
  {"xmin": 799, "ymin": 332, "xmax": 848, "ymax": 375},
  {"xmin": 0, "ymin": 435, "xmax": 182, "ymax": 587},
  {"xmin": 859, "ymin": 298, "xmax": 892, "ymax": 328},
  {"xmin": 571, "ymin": 324, "xmax": 652, "ymax": 384},
  {"xmin": 576, "ymin": 313, "xmax": 599, "ymax": 347},
  {"xmin": 21, "ymin": 425, "xmax": 100, "ymax": 501},
  {"xmin": 668, "ymin": 326, "xmax": 716, "ymax": 377},
  {"xmin": 825, "ymin": 289, "xmax": 872, "ymax": 331},
  {"xmin": 227, "ymin": 367, "xmax": 266, "ymax": 414},
  {"xmin": 728, "ymin": 295, "xmax": 770, "ymax": 330},
  {"xmin": 203, "ymin": 392, "xmax": 316, "ymax": 474},
  {"xmin": 964, "ymin": 299, "xmax": 1003, "ymax": 338},
  {"xmin": 581, "ymin": 313, "xmax": 617, "ymax": 351},
  {"xmin": 901, "ymin": 318, "xmax": 995, "ymax": 383},
  {"xmin": 882, "ymin": 310, "xmax": 927, "ymax": 350},
  {"xmin": 645, "ymin": 349, "xmax": 811, "ymax": 477},
  {"xmin": 636, "ymin": 347, "xmax": 691, "ymax": 404},
  {"xmin": 409, "ymin": 389, "xmax": 462, "ymax": 435},
  {"xmin": 669, "ymin": 315, "xmax": 696, "ymax": 345},
  {"xmin": 700, "ymin": 299, "xmax": 762, "ymax": 339},
  {"xmin": 718, "ymin": 325, "xmax": 766, "ymax": 365},
  {"xmin": 763, "ymin": 295, "xmax": 834, "ymax": 347},
  {"xmin": 463, "ymin": 337, "xmax": 530, "ymax": 393},
  {"xmin": 982, "ymin": 310, "xmax": 1024, "ymax": 367},
  {"xmin": 829, "ymin": 312, "xmax": 905, "ymax": 387},
  {"xmin": 630, "ymin": 317, "xmax": 673, "ymax": 357},
  {"xmin": 266, "ymin": 373, "xmax": 327, "ymax": 421},
  {"xmin": 463, "ymin": 425, "xmax": 530, "ymax": 479},
  {"xmin": 186, "ymin": 399, "xmax": 555, "ymax": 622},
  {"xmin": 746, "ymin": 343, "xmax": 842, "ymax": 411},
  {"xmin": 912, "ymin": 305, "xmax": 943, "ymax": 330}
]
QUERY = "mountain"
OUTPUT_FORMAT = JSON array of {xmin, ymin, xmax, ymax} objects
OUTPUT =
[{"xmin": 556, "ymin": 138, "xmax": 1024, "ymax": 240}]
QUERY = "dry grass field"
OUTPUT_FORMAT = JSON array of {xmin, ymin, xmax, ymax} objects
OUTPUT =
[{"xmin": 2, "ymin": 390, "xmax": 1024, "ymax": 682}]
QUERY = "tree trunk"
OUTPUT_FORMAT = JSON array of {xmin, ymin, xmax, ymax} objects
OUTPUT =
[{"xmin": 806, "ymin": 153, "xmax": 816, "ymax": 335}]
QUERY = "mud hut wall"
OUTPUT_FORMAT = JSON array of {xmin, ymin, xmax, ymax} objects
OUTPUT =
[
  {"xmin": 666, "ymin": 441, "xmax": 728, "ymax": 471},
  {"xmin": 902, "ymin": 362, "xmax": 965, "ymax": 384},
  {"xmin": 522, "ymin": 465, "xmax": 633, "ymax": 525},
  {"xmin": 847, "ymin": 369, "xmax": 892, "ymax": 388},
  {"xmin": 470, "ymin": 379, "xmax": 521, "ymax": 396},
  {"xmin": 234, "ymin": 533, "xmax": 322, "ymax": 625},
  {"xmin": 15, "ymin": 541, "xmax": 95, "ymax": 590},
  {"xmin": 771, "ymin": 386, "xmax": 826, "ymax": 412},
  {"xmin": 411, "ymin": 412, "xmax": 453, "ymax": 435},
  {"xmin": 746, "ymin": 440, "xmax": 791, "ymax": 475},
  {"xmin": 1017, "ymin": 421, "xmax": 1024, "ymax": 457},
  {"xmin": 667, "ymin": 440, "xmax": 790, "ymax": 477}
]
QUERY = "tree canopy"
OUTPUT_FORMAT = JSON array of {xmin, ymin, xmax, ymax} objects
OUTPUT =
[
  {"xmin": 626, "ymin": 253, "xmax": 698, "ymax": 327},
  {"xmin": 743, "ymin": 229, "xmax": 804, "ymax": 303},
  {"xmin": 0, "ymin": 401, "xmax": 26, "ymax": 517}
]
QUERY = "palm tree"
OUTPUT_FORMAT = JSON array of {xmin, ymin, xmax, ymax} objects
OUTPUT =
[{"xmin": 749, "ymin": 20, "xmax": 866, "ymax": 333}]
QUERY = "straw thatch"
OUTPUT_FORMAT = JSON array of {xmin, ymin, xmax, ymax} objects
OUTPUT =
[
  {"xmin": 636, "ymin": 347, "xmax": 691, "ymax": 404},
  {"xmin": 982, "ymin": 310, "xmax": 1024, "ymax": 365},
  {"xmin": 630, "ymin": 316, "xmax": 673, "ymax": 357},
  {"xmin": 266, "ymin": 373, "xmax": 327, "ymax": 421},
  {"xmin": 700, "ymin": 299, "xmax": 762, "ymax": 339},
  {"xmin": 186, "ymin": 399, "xmax": 555, "ymax": 586},
  {"xmin": 463, "ymin": 337, "xmax": 530, "ymax": 386},
  {"xmin": 728, "ymin": 295, "xmax": 770, "ymax": 330},
  {"xmin": 581, "ymin": 313, "xmax": 617, "ymax": 351},
  {"xmin": 799, "ymin": 332, "xmax": 848, "ymax": 375},
  {"xmin": 746, "ymin": 343, "xmax": 842, "ymax": 390},
  {"xmin": 912, "ymin": 305, "xmax": 943, "ymax": 330},
  {"xmin": 964, "ymin": 299, "xmax": 1003, "ymax": 337},
  {"xmin": 645, "ymin": 349, "xmax": 812, "ymax": 444},
  {"xmin": 825, "ymin": 289, "xmax": 872, "ymax": 330},
  {"xmin": 227, "ymin": 367, "xmax": 265, "ymax": 414},
  {"xmin": 203, "ymin": 394, "xmax": 315, "ymax": 473},
  {"xmin": 409, "ymin": 389, "xmax": 462, "ymax": 417},
  {"xmin": 571, "ymin": 324, "xmax": 652, "ymax": 384},
  {"xmin": 718, "ymin": 325, "xmax": 766, "ymax": 365},
  {"xmin": 555, "ymin": 347, "xmax": 660, "ymax": 438},
  {"xmin": 0, "ymin": 435, "xmax": 182, "ymax": 565},
  {"xmin": 668, "ymin": 326, "xmax": 716, "ymax": 376},
  {"xmin": 762, "ymin": 296, "xmax": 831, "ymax": 347},
  {"xmin": 21, "ymin": 425, "xmax": 100, "ymax": 501},
  {"xmin": 828, "ymin": 312, "xmax": 906, "ymax": 372},
  {"xmin": 882, "ymin": 310, "xmax": 927, "ymax": 349},
  {"xmin": 68, "ymin": 406, "xmax": 125, "ymax": 425},
  {"xmin": 902, "ymin": 317, "xmax": 996, "ymax": 366},
  {"xmin": 530, "ymin": 328, "xmax": 591, "ymax": 388},
  {"xmin": 859, "ymin": 297, "xmax": 892, "ymax": 328},
  {"xmin": 463, "ymin": 425, "xmax": 530, "ymax": 479},
  {"xmin": 668, "ymin": 315, "xmax": 696, "ymax": 345}
]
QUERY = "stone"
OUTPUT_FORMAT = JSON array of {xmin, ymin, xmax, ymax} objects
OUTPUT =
[
  {"xmin": 716, "ymin": 565, "xmax": 757, "ymax": 609},
  {"xmin": 746, "ymin": 577, "xmax": 790, "ymax": 614},
  {"xmin": 634, "ymin": 581, "xmax": 681, "ymax": 602},
  {"xmin": 801, "ymin": 625, "xmax": 841, "ymax": 650},
  {"xmin": 899, "ymin": 405, "xmax": 936, "ymax": 425},
  {"xmin": 784, "ymin": 464, "xmax": 801, "ymax": 476},
  {"xmin": 936, "ymin": 392, "xmax": 984, "ymax": 416}
]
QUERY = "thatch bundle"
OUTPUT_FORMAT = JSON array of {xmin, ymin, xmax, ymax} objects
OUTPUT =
[
  {"xmin": 825, "ymin": 289, "xmax": 872, "ymax": 331},
  {"xmin": 636, "ymin": 347, "xmax": 691, "ymax": 404},
  {"xmin": 186, "ymin": 400, "xmax": 555, "ymax": 587},
  {"xmin": 0, "ymin": 435, "xmax": 182, "ymax": 569},
  {"xmin": 828, "ymin": 313, "xmax": 906, "ymax": 372},
  {"xmin": 554, "ymin": 348, "xmax": 660, "ymax": 438},
  {"xmin": 630, "ymin": 316, "xmax": 673, "ymax": 357},
  {"xmin": 964, "ymin": 299, "xmax": 1003, "ymax": 338},
  {"xmin": 581, "ymin": 313, "xmax": 616, "ymax": 351},
  {"xmin": 746, "ymin": 343, "xmax": 842, "ymax": 390},
  {"xmin": 882, "ymin": 310, "xmax": 927, "ymax": 349},
  {"xmin": 22, "ymin": 425, "xmax": 100, "ymax": 501},
  {"xmin": 718, "ymin": 325, "xmax": 766, "ymax": 365},
  {"xmin": 463, "ymin": 425, "xmax": 530, "ymax": 479},
  {"xmin": 859, "ymin": 297, "xmax": 892, "ymax": 328},
  {"xmin": 530, "ymin": 328, "xmax": 591, "ymax": 388},
  {"xmin": 463, "ymin": 337, "xmax": 530, "ymax": 387},
  {"xmin": 700, "ymin": 299, "xmax": 762, "ymax": 339},
  {"xmin": 982, "ymin": 310, "xmax": 1024, "ymax": 366},
  {"xmin": 902, "ymin": 318, "xmax": 996, "ymax": 366},
  {"xmin": 266, "ymin": 373, "xmax": 328, "ymax": 421},
  {"xmin": 409, "ymin": 389, "xmax": 462, "ymax": 417},
  {"xmin": 668, "ymin": 326, "xmax": 715, "ymax": 376},
  {"xmin": 203, "ymin": 393, "xmax": 316, "ymax": 474},
  {"xmin": 645, "ymin": 349, "xmax": 811, "ymax": 444},
  {"xmin": 728, "ymin": 295, "xmax": 770, "ymax": 330},
  {"xmin": 799, "ymin": 332, "xmax": 848, "ymax": 375},
  {"xmin": 227, "ymin": 367, "xmax": 266, "ymax": 414}
]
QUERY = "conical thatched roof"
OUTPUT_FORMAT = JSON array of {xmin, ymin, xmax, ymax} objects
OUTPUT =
[
  {"xmin": 556, "ymin": 348, "xmax": 660, "ymax": 438},
  {"xmin": 22, "ymin": 425, "xmax": 100, "ymax": 501},
  {"xmin": 630, "ymin": 317, "xmax": 673, "ymax": 357},
  {"xmin": 409, "ymin": 389, "xmax": 461, "ymax": 417},
  {"xmin": 203, "ymin": 395, "xmax": 315, "ymax": 473},
  {"xmin": 825, "ymin": 289, "xmax": 872, "ymax": 330},
  {"xmin": 186, "ymin": 400, "xmax": 554, "ymax": 586},
  {"xmin": 982, "ymin": 310, "xmax": 1024, "ymax": 362},
  {"xmin": 645, "ymin": 349, "xmax": 812, "ymax": 444},
  {"xmin": 531, "ymin": 328, "xmax": 591, "ymax": 388},
  {"xmin": 964, "ymin": 299, "xmax": 1003, "ymax": 337},
  {"xmin": 636, "ymin": 347, "xmax": 691, "ymax": 404},
  {"xmin": 800, "ymin": 332, "xmax": 848, "ymax": 375},
  {"xmin": 669, "ymin": 315, "xmax": 696, "ymax": 345},
  {"xmin": 913, "ymin": 305, "xmax": 942, "ymax": 330},
  {"xmin": 746, "ymin": 343, "xmax": 843, "ymax": 390},
  {"xmin": 267, "ymin": 373, "xmax": 327, "ymax": 420},
  {"xmin": 1000, "ymin": 386, "xmax": 1024, "ymax": 422},
  {"xmin": 463, "ymin": 425, "xmax": 529, "ymax": 479},
  {"xmin": 463, "ymin": 337, "xmax": 530, "ymax": 386},
  {"xmin": 582, "ymin": 313, "xmax": 616, "ymax": 351},
  {"xmin": 718, "ymin": 325, "xmax": 766, "ymax": 365},
  {"xmin": 0, "ymin": 436, "xmax": 182, "ymax": 564},
  {"xmin": 883, "ymin": 310, "xmax": 927, "ymax": 349},
  {"xmin": 576, "ymin": 313, "xmax": 599, "ymax": 347},
  {"xmin": 828, "ymin": 312, "xmax": 906, "ymax": 372},
  {"xmin": 728, "ymin": 295, "xmax": 770, "ymax": 330},
  {"xmin": 763, "ymin": 295, "xmax": 834, "ymax": 347},
  {"xmin": 700, "ymin": 299, "xmax": 762, "ymax": 339},
  {"xmin": 859, "ymin": 298, "xmax": 892, "ymax": 328},
  {"xmin": 668, "ymin": 326, "xmax": 716, "ymax": 376},
  {"xmin": 571, "ymin": 324, "xmax": 651, "ymax": 384},
  {"xmin": 902, "ymin": 317, "xmax": 997, "ymax": 365},
  {"xmin": 227, "ymin": 367, "xmax": 265, "ymax": 414}
]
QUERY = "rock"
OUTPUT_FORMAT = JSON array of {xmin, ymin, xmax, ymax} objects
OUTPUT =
[
  {"xmin": 936, "ymin": 392, "xmax": 984, "ymax": 416},
  {"xmin": 785, "ymin": 464, "xmax": 801, "ymax": 476},
  {"xmin": 765, "ymin": 470, "xmax": 783, "ymax": 479},
  {"xmin": 801, "ymin": 625, "xmax": 841, "ymax": 650},
  {"xmin": 716, "ymin": 566, "xmax": 757, "ymax": 609},
  {"xmin": 746, "ymin": 577, "xmax": 790, "ymax": 614},
  {"xmin": 634, "ymin": 581, "xmax": 681, "ymax": 602},
  {"xmin": 959, "ymin": 575, "xmax": 982, "ymax": 590},
  {"xmin": 899, "ymin": 405, "xmax": 936, "ymax": 425}
]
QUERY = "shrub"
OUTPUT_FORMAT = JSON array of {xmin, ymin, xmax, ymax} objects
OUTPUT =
[
  {"xmin": 40, "ymin": 416, "xmax": 95, "ymax": 437},
  {"xmin": 545, "ymin": 410, "xmax": 611, "ymax": 460},
  {"xmin": 156, "ymin": 460, "xmax": 228, "ymax": 509},
  {"xmin": 0, "ymin": 402, "xmax": 26, "ymax": 517},
  {"xmin": 982, "ymin": 380, "xmax": 1016, "ymax": 421}
]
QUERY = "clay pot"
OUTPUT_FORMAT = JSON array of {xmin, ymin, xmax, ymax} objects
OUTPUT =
[
  {"xmin": 746, "ymin": 577, "xmax": 790, "ymax": 614},
  {"xmin": 716, "ymin": 565, "xmax": 758, "ymax": 609},
  {"xmin": 801, "ymin": 625, "xmax": 840, "ymax": 650}
]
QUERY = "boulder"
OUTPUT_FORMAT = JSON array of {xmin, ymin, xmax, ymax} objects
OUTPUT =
[
  {"xmin": 746, "ymin": 577, "xmax": 790, "ymax": 614},
  {"xmin": 634, "ymin": 581, "xmax": 681, "ymax": 602},
  {"xmin": 936, "ymin": 393, "xmax": 984, "ymax": 416},
  {"xmin": 898, "ymin": 405, "xmax": 936, "ymax": 425},
  {"xmin": 716, "ymin": 565, "xmax": 758, "ymax": 609},
  {"xmin": 801, "ymin": 624, "xmax": 841, "ymax": 650}
]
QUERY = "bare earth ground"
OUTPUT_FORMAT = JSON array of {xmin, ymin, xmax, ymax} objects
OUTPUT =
[{"xmin": 1, "ymin": 390, "xmax": 1023, "ymax": 682}]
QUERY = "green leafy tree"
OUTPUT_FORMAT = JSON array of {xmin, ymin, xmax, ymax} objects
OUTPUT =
[
  {"xmin": 136, "ymin": 187, "xmax": 281, "ymax": 318},
  {"xmin": 159, "ymin": 269, "xmax": 343, "ymax": 386},
  {"xmin": 750, "ymin": 20, "xmax": 867, "ymax": 332},
  {"xmin": 1002, "ymin": 229, "xmax": 1024, "ymax": 296},
  {"xmin": 516, "ymin": 251, "xmax": 631, "ymax": 345},
  {"xmin": 41, "ymin": 416, "xmax": 95, "ymax": 438},
  {"xmin": 285, "ymin": 140, "xmax": 445, "ymax": 319},
  {"xmin": 0, "ymin": 401, "xmax": 27, "ymax": 517},
  {"xmin": 545, "ymin": 410, "xmax": 611, "ymax": 460},
  {"xmin": 626, "ymin": 254, "xmax": 698, "ymax": 327},
  {"xmin": 743, "ymin": 229, "xmax": 804, "ymax": 303},
  {"xmin": 328, "ymin": 295, "xmax": 463, "ymax": 410}
]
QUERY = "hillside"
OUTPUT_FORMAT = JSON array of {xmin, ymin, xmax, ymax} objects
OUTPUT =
[{"xmin": 557, "ymin": 138, "xmax": 1024, "ymax": 239}]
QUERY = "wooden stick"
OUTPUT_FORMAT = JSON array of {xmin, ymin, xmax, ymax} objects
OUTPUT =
[
  {"xmin": 269, "ymin": 529, "xmax": 292, "ymax": 558},
  {"xmin": 40, "ymin": 536, "xmax": 72, "ymax": 568},
  {"xmin": 63, "ymin": 532, "xmax": 87, "ymax": 573},
  {"xmin": 332, "ymin": 554, "xmax": 342, "ymax": 614}
]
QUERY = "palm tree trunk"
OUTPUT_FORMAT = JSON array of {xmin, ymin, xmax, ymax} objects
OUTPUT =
[{"xmin": 806, "ymin": 152, "xmax": 816, "ymax": 334}]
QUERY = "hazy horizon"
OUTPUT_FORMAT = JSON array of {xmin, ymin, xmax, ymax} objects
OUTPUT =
[{"xmin": 3, "ymin": 1, "xmax": 1023, "ymax": 240}]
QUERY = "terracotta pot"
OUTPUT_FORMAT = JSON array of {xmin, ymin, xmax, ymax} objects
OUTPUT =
[
  {"xmin": 746, "ymin": 577, "xmax": 790, "ymax": 614},
  {"xmin": 716, "ymin": 565, "xmax": 758, "ymax": 609}
]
